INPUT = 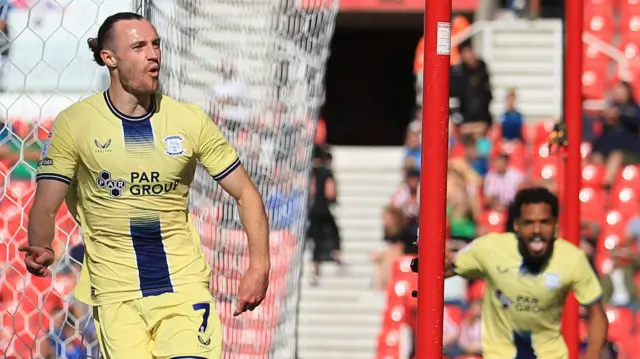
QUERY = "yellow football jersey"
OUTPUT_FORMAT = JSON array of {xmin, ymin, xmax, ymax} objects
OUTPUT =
[
  {"xmin": 454, "ymin": 232, "xmax": 603, "ymax": 359},
  {"xmin": 37, "ymin": 91, "xmax": 240, "ymax": 306}
]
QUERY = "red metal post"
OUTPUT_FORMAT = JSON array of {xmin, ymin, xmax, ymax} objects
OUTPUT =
[
  {"xmin": 416, "ymin": 0, "xmax": 451, "ymax": 357},
  {"xmin": 562, "ymin": 0, "xmax": 583, "ymax": 356}
]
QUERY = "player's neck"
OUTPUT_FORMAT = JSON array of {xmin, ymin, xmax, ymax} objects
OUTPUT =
[{"xmin": 107, "ymin": 84, "xmax": 154, "ymax": 119}]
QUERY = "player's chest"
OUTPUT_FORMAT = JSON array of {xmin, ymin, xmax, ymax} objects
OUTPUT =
[
  {"xmin": 79, "ymin": 120, "xmax": 196, "ymax": 176},
  {"xmin": 488, "ymin": 263, "xmax": 569, "ymax": 313}
]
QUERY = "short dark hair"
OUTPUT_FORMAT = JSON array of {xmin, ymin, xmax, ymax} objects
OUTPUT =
[
  {"xmin": 87, "ymin": 12, "xmax": 145, "ymax": 66},
  {"xmin": 512, "ymin": 187, "xmax": 560, "ymax": 220}
]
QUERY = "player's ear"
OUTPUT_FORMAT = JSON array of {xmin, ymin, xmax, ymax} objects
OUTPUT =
[{"xmin": 101, "ymin": 49, "xmax": 117, "ymax": 69}]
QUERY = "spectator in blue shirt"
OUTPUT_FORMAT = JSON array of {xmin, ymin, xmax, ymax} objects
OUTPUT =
[
  {"xmin": 404, "ymin": 120, "xmax": 421, "ymax": 170},
  {"xmin": 500, "ymin": 88, "xmax": 524, "ymax": 142}
]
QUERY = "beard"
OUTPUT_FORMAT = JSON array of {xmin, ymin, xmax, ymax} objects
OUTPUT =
[{"xmin": 517, "ymin": 235, "xmax": 555, "ymax": 274}]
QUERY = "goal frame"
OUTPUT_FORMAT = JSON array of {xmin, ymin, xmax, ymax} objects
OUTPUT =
[{"xmin": 416, "ymin": 2, "xmax": 583, "ymax": 358}]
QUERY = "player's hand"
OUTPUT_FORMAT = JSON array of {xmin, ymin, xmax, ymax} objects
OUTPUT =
[
  {"xmin": 18, "ymin": 245, "xmax": 55, "ymax": 277},
  {"xmin": 233, "ymin": 265, "xmax": 269, "ymax": 316}
]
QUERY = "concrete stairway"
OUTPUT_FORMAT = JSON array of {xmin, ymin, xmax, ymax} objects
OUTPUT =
[
  {"xmin": 479, "ymin": 19, "xmax": 564, "ymax": 121},
  {"xmin": 297, "ymin": 147, "xmax": 404, "ymax": 359}
]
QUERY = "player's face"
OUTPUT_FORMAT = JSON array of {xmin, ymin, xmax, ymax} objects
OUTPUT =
[
  {"xmin": 111, "ymin": 19, "xmax": 161, "ymax": 95},
  {"xmin": 514, "ymin": 202, "xmax": 557, "ymax": 263}
]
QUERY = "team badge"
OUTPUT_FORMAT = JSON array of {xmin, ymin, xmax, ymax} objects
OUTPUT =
[
  {"xmin": 164, "ymin": 135, "xmax": 185, "ymax": 156},
  {"xmin": 544, "ymin": 273, "xmax": 561, "ymax": 289}
]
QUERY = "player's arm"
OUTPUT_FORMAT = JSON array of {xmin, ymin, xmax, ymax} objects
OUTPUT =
[
  {"xmin": 29, "ymin": 113, "xmax": 77, "ymax": 247},
  {"xmin": 218, "ymin": 168, "xmax": 270, "ymax": 269},
  {"xmin": 23, "ymin": 113, "xmax": 77, "ymax": 275},
  {"xmin": 571, "ymin": 252, "xmax": 608, "ymax": 359},
  {"xmin": 445, "ymin": 236, "xmax": 488, "ymax": 279},
  {"xmin": 195, "ymin": 109, "xmax": 269, "ymax": 270}
]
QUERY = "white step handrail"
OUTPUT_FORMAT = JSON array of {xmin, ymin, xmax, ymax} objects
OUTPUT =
[
  {"xmin": 583, "ymin": 32, "xmax": 630, "ymax": 82},
  {"xmin": 582, "ymin": 32, "xmax": 629, "ymax": 110}
]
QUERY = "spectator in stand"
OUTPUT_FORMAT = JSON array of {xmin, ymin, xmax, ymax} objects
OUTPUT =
[
  {"xmin": 404, "ymin": 121, "xmax": 421, "ymax": 171},
  {"xmin": 458, "ymin": 298, "xmax": 483, "ymax": 356},
  {"xmin": 308, "ymin": 146, "xmax": 343, "ymax": 286},
  {"xmin": 451, "ymin": 40, "xmax": 493, "ymax": 139},
  {"xmin": 483, "ymin": 154, "xmax": 524, "ymax": 211},
  {"xmin": 442, "ymin": 308, "xmax": 462, "ymax": 359},
  {"xmin": 371, "ymin": 206, "xmax": 407, "ymax": 291},
  {"xmin": 450, "ymin": 134, "xmax": 490, "ymax": 178},
  {"xmin": 447, "ymin": 168, "xmax": 480, "ymax": 238},
  {"xmin": 500, "ymin": 89, "xmax": 524, "ymax": 142},
  {"xmin": 590, "ymin": 82, "xmax": 640, "ymax": 189},
  {"xmin": 390, "ymin": 168, "xmax": 420, "ymax": 227},
  {"xmin": 600, "ymin": 238, "xmax": 639, "ymax": 307}
]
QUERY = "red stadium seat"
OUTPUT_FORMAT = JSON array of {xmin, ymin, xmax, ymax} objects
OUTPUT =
[
  {"xmin": 479, "ymin": 210, "xmax": 506, "ymax": 234},
  {"xmin": 606, "ymin": 306, "xmax": 634, "ymax": 345},
  {"xmin": 444, "ymin": 305, "xmax": 463, "ymax": 326},
  {"xmin": 582, "ymin": 61, "xmax": 608, "ymax": 100},
  {"xmin": 584, "ymin": 7, "xmax": 615, "ymax": 42},
  {"xmin": 581, "ymin": 164, "xmax": 606, "ymax": 188},
  {"xmin": 620, "ymin": 0, "xmax": 640, "ymax": 39},
  {"xmin": 468, "ymin": 280, "xmax": 485, "ymax": 302},
  {"xmin": 526, "ymin": 120, "xmax": 556, "ymax": 147},
  {"xmin": 609, "ymin": 187, "xmax": 640, "ymax": 217},
  {"xmin": 615, "ymin": 164, "xmax": 640, "ymax": 193},
  {"xmin": 579, "ymin": 187, "xmax": 607, "ymax": 224},
  {"xmin": 531, "ymin": 155, "xmax": 562, "ymax": 182}
]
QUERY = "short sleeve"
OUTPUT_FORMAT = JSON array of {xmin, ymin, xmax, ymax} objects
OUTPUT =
[
  {"xmin": 36, "ymin": 112, "xmax": 78, "ymax": 185},
  {"xmin": 453, "ymin": 236, "xmax": 488, "ymax": 279},
  {"xmin": 571, "ymin": 252, "xmax": 603, "ymax": 306},
  {"xmin": 195, "ymin": 108, "xmax": 240, "ymax": 181}
]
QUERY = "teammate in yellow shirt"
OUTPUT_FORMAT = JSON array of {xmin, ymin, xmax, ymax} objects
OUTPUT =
[
  {"xmin": 19, "ymin": 12, "xmax": 271, "ymax": 359},
  {"xmin": 446, "ymin": 187, "xmax": 608, "ymax": 359}
]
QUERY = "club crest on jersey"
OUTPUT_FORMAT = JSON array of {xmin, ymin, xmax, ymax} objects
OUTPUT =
[
  {"xmin": 164, "ymin": 135, "xmax": 185, "ymax": 156},
  {"xmin": 544, "ymin": 273, "xmax": 561, "ymax": 289}
]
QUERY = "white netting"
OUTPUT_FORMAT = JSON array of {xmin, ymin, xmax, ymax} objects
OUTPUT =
[
  {"xmin": 146, "ymin": 1, "xmax": 337, "ymax": 358},
  {"xmin": 0, "ymin": 0, "xmax": 337, "ymax": 358}
]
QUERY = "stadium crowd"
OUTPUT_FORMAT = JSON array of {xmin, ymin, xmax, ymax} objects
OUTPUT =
[{"xmin": 374, "ymin": 17, "xmax": 640, "ymax": 359}]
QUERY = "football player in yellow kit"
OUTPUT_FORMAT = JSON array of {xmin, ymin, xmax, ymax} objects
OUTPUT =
[
  {"xmin": 20, "ymin": 12, "xmax": 270, "ymax": 359},
  {"xmin": 446, "ymin": 187, "xmax": 608, "ymax": 359}
]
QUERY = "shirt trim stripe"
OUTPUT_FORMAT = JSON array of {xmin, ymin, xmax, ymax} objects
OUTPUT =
[
  {"xmin": 580, "ymin": 294, "xmax": 603, "ymax": 307},
  {"xmin": 36, "ymin": 173, "xmax": 72, "ymax": 185},
  {"xmin": 212, "ymin": 157, "xmax": 241, "ymax": 181},
  {"xmin": 103, "ymin": 90, "xmax": 156, "ymax": 122}
]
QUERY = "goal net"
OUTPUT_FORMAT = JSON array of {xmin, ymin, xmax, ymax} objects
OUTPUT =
[{"xmin": 0, "ymin": 0, "xmax": 337, "ymax": 358}]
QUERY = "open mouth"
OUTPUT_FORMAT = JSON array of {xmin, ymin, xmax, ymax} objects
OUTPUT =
[
  {"xmin": 528, "ymin": 236, "xmax": 546, "ymax": 254},
  {"xmin": 148, "ymin": 66, "xmax": 159, "ymax": 77}
]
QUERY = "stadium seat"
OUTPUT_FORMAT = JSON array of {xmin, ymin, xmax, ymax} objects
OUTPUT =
[
  {"xmin": 609, "ymin": 187, "xmax": 640, "ymax": 217},
  {"xmin": 468, "ymin": 280, "xmax": 485, "ymax": 302},
  {"xmin": 584, "ymin": 7, "xmax": 615, "ymax": 42},
  {"xmin": 478, "ymin": 210, "xmax": 506, "ymax": 234},
  {"xmin": 531, "ymin": 156, "xmax": 561, "ymax": 181},
  {"xmin": 491, "ymin": 140, "xmax": 526, "ymax": 170},
  {"xmin": 615, "ymin": 164, "xmax": 640, "ymax": 193},
  {"xmin": 526, "ymin": 120, "xmax": 556, "ymax": 147},
  {"xmin": 579, "ymin": 187, "xmax": 607, "ymax": 224},
  {"xmin": 620, "ymin": 0, "xmax": 640, "ymax": 38},
  {"xmin": 444, "ymin": 305, "xmax": 463, "ymax": 327},
  {"xmin": 581, "ymin": 163, "xmax": 606, "ymax": 188},
  {"xmin": 582, "ymin": 61, "xmax": 608, "ymax": 100},
  {"xmin": 606, "ymin": 306, "xmax": 634, "ymax": 345}
]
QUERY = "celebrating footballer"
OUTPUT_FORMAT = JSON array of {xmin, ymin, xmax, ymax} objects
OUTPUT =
[
  {"xmin": 446, "ymin": 187, "xmax": 609, "ymax": 359},
  {"xmin": 20, "ymin": 12, "xmax": 270, "ymax": 359}
]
